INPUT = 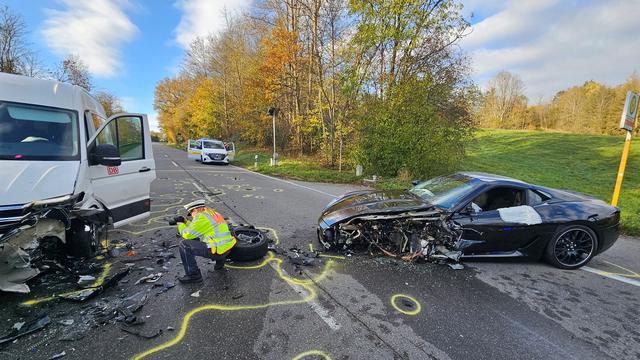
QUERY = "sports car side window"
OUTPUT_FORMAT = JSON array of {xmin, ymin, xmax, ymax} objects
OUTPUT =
[
  {"xmin": 471, "ymin": 187, "xmax": 526, "ymax": 212},
  {"xmin": 527, "ymin": 189, "xmax": 550, "ymax": 206}
]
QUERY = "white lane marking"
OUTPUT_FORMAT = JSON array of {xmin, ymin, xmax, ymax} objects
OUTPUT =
[
  {"xmin": 270, "ymin": 262, "xmax": 341, "ymax": 331},
  {"xmin": 171, "ymin": 161, "xmax": 178, "ymax": 167},
  {"xmin": 230, "ymin": 165, "xmax": 339, "ymax": 198},
  {"xmin": 582, "ymin": 266, "xmax": 640, "ymax": 287}
]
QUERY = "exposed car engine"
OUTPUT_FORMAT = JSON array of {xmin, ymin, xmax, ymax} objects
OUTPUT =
[{"xmin": 320, "ymin": 211, "xmax": 464, "ymax": 262}]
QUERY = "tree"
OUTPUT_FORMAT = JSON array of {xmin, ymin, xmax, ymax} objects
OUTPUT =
[
  {"xmin": 480, "ymin": 71, "xmax": 526, "ymax": 128},
  {"xmin": 54, "ymin": 54, "xmax": 92, "ymax": 91},
  {"xmin": 94, "ymin": 91, "xmax": 124, "ymax": 117},
  {"xmin": 0, "ymin": 5, "xmax": 29, "ymax": 74}
]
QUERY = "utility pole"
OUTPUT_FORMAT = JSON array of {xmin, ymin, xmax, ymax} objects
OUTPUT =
[{"xmin": 268, "ymin": 107, "xmax": 279, "ymax": 166}]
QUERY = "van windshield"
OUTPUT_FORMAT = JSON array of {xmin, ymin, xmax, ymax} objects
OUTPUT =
[
  {"xmin": 202, "ymin": 141, "xmax": 224, "ymax": 150},
  {"xmin": 0, "ymin": 101, "xmax": 79, "ymax": 160}
]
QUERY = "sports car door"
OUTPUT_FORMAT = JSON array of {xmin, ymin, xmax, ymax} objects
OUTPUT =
[
  {"xmin": 225, "ymin": 142, "xmax": 235, "ymax": 161},
  {"xmin": 89, "ymin": 114, "xmax": 156, "ymax": 227},
  {"xmin": 452, "ymin": 186, "xmax": 542, "ymax": 254},
  {"xmin": 187, "ymin": 139, "xmax": 201, "ymax": 160}
]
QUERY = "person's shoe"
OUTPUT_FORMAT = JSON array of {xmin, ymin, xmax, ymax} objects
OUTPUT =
[
  {"xmin": 214, "ymin": 261, "xmax": 225, "ymax": 270},
  {"xmin": 178, "ymin": 273, "xmax": 202, "ymax": 283}
]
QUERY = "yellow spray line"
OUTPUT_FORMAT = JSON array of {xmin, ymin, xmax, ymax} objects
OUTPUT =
[
  {"xmin": 390, "ymin": 294, "xmax": 422, "ymax": 316},
  {"xmin": 22, "ymin": 262, "xmax": 113, "ymax": 306},
  {"xmin": 132, "ymin": 257, "xmax": 334, "ymax": 360},
  {"xmin": 292, "ymin": 350, "xmax": 332, "ymax": 360},
  {"xmin": 309, "ymin": 243, "xmax": 314, "ymax": 252},
  {"xmin": 600, "ymin": 260, "xmax": 640, "ymax": 278}
]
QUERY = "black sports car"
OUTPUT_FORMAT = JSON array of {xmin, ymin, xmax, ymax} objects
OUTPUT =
[{"xmin": 317, "ymin": 172, "xmax": 620, "ymax": 269}]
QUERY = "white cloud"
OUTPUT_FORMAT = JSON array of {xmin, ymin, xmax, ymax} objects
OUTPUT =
[
  {"xmin": 174, "ymin": 0, "xmax": 251, "ymax": 49},
  {"xmin": 462, "ymin": 0, "xmax": 640, "ymax": 100},
  {"xmin": 42, "ymin": 0, "xmax": 138, "ymax": 77},
  {"xmin": 148, "ymin": 111, "xmax": 160, "ymax": 132}
]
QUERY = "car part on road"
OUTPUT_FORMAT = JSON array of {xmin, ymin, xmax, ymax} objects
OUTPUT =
[
  {"xmin": 0, "ymin": 316, "xmax": 50, "ymax": 345},
  {"xmin": 229, "ymin": 226, "xmax": 270, "ymax": 262},
  {"xmin": 60, "ymin": 268, "xmax": 130, "ymax": 302}
]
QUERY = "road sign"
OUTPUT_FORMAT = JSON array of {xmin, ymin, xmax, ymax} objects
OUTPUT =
[{"xmin": 619, "ymin": 91, "xmax": 639, "ymax": 131}]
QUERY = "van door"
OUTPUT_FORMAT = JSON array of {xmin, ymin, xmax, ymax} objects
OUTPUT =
[
  {"xmin": 88, "ymin": 114, "xmax": 156, "ymax": 227},
  {"xmin": 187, "ymin": 139, "xmax": 201, "ymax": 161},
  {"xmin": 225, "ymin": 142, "xmax": 236, "ymax": 161}
]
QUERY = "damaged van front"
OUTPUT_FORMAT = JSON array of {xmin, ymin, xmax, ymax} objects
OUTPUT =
[{"xmin": 0, "ymin": 73, "xmax": 156, "ymax": 293}]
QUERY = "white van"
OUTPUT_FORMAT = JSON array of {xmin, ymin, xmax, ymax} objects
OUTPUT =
[
  {"xmin": 187, "ymin": 138, "xmax": 235, "ymax": 164},
  {"xmin": 0, "ymin": 73, "xmax": 156, "ymax": 291}
]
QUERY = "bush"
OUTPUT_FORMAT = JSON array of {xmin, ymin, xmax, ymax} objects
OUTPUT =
[{"xmin": 355, "ymin": 78, "xmax": 475, "ymax": 178}]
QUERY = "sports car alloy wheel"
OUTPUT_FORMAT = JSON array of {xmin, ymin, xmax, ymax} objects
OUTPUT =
[{"xmin": 553, "ymin": 227, "xmax": 596, "ymax": 268}]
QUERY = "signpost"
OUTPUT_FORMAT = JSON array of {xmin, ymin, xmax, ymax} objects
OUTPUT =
[
  {"xmin": 611, "ymin": 91, "xmax": 639, "ymax": 206},
  {"xmin": 268, "ymin": 107, "xmax": 279, "ymax": 166}
]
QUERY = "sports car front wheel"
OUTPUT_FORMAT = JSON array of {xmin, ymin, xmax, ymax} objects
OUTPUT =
[{"xmin": 544, "ymin": 224, "xmax": 598, "ymax": 270}]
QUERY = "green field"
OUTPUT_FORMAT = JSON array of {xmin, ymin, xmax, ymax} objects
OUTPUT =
[
  {"xmin": 234, "ymin": 129, "xmax": 640, "ymax": 235},
  {"xmin": 461, "ymin": 129, "xmax": 639, "ymax": 235}
]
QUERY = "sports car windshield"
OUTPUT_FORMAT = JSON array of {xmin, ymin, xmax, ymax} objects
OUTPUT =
[
  {"xmin": 0, "ymin": 101, "xmax": 79, "ymax": 160},
  {"xmin": 409, "ymin": 174, "xmax": 483, "ymax": 209},
  {"xmin": 202, "ymin": 141, "xmax": 224, "ymax": 149}
]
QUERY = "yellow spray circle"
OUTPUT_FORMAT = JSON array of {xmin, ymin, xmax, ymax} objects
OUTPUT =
[
  {"xmin": 292, "ymin": 350, "xmax": 332, "ymax": 360},
  {"xmin": 390, "ymin": 294, "xmax": 422, "ymax": 315}
]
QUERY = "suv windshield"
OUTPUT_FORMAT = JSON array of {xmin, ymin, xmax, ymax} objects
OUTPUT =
[
  {"xmin": 0, "ymin": 101, "xmax": 79, "ymax": 160},
  {"xmin": 409, "ymin": 174, "xmax": 482, "ymax": 209},
  {"xmin": 202, "ymin": 141, "xmax": 224, "ymax": 150}
]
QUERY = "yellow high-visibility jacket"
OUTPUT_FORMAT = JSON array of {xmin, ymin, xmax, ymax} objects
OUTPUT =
[{"xmin": 177, "ymin": 208, "xmax": 236, "ymax": 254}]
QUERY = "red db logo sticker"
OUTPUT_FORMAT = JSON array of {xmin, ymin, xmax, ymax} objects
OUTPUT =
[{"xmin": 107, "ymin": 166, "xmax": 119, "ymax": 175}]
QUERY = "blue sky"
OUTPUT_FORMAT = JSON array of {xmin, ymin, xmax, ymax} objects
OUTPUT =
[{"xmin": 4, "ymin": 0, "xmax": 640, "ymax": 130}]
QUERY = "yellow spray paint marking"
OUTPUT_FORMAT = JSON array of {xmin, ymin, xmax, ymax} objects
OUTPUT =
[
  {"xmin": 292, "ymin": 350, "xmax": 332, "ymax": 360},
  {"xmin": 390, "ymin": 294, "xmax": 422, "ymax": 316},
  {"xmin": 309, "ymin": 243, "xmax": 314, "ymax": 252},
  {"xmin": 22, "ymin": 263, "xmax": 113, "ymax": 306},
  {"xmin": 132, "ymin": 257, "xmax": 335, "ymax": 360},
  {"xmin": 319, "ymin": 254, "xmax": 346, "ymax": 260},
  {"xmin": 596, "ymin": 260, "xmax": 640, "ymax": 278}
]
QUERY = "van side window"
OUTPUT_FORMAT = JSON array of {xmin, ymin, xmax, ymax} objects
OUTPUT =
[
  {"xmin": 117, "ymin": 117, "xmax": 143, "ymax": 161},
  {"xmin": 94, "ymin": 116, "xmax": 143, "ymax": 162}
]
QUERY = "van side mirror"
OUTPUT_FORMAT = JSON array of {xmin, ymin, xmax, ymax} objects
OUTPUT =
[{"xmin": 91, "ymin": 144, "xmax": 121, "ymax": 166}]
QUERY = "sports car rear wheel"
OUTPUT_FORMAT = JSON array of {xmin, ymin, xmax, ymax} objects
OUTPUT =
[{"xmin": 544, "ymin": 225, "xmax": 597, "ymax": 269}]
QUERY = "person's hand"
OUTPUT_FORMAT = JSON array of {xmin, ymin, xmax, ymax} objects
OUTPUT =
[{"xmin": 168, "ymin": 215, "xmax": 186, "ymax": 225}]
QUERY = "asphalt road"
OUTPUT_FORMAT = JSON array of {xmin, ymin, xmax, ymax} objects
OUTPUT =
[{"xmin": 2, "ymin": 143, "xmax": 640, "ymax": 360}]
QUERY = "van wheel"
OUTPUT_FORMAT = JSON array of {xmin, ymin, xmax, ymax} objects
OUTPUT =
[
  {"xmin": 66, "ymin": 220, "xmax": 99, "ymax": 258},
  {"xmin": 229, "ymin": 227, "xmax": 269, "ymax": 262}
]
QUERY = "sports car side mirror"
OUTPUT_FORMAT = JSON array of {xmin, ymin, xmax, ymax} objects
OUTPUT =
[{"xmin": 460, "ymin": 203, "xmax": 476, "ymax": 215}]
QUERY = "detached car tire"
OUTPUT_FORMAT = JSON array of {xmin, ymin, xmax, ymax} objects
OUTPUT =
[
  {"xmin": 229, "ymin": 226, "xmax": 269, "ymax": 262},
  {"xmin": 544, "ymin": 224, "xmax": 598, "ymax": 270}
]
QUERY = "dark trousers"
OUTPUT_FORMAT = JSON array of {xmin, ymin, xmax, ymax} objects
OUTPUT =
[{"xmin": 179, "ymin": 240, "xmax": 228, "ymax": 276}]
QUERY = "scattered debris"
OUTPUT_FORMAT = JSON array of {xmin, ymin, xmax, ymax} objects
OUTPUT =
[
  {"xmin": 0, "ymin": 316, "xmax": 50, "ymax": 345},
  {"xmin": 48, "ymin": 351, "xmax": 67, "ymax": 359},
  {"xmin": 60, "ymin": 268, "xmax": 130, "ymax": 302},
  {"xmin": 119, "ymin": 326, "xmax": 162, "ymax": 339},
  {"xmin": 269, "ymin": 246, "xmax": 322, "ymax": 267},
  {"xmin": 0, "ymin": 243, "xmax": 40, "ymax": 293},
  {"xmin": 77, "ymin": 275, "xmax": 96, "ymax": 287},
  {"xmin": 58, "ymin": 319, "xmax": 74, "ymax": 326},
  {"xmin": 232, "ymin": 294, "xmax": 244, "ymax": 300},
  {"xmin": 154, "ymin": 281, "xmax": 175, "ymax": 295},
  {"xmin": 12, "ymin": 322, "xmax": 25, "ymax": 331},
  {"xmin": 166, "ymin": 326, "xmax": 175, "ymax": 331},
  {"xmin": 448, "ymin": 263, "xmax": 464, "ymax": 270},
  {"xmin": 59, "ymin": 322, "xmax": 90, "ymax": 342},
  {"xmin": 135, "ymin": 273, "xmax": 162, "ymax": 285},
  {"xmin": 190, "ymin": 290, "xmax": 201, "ymax": 298}
]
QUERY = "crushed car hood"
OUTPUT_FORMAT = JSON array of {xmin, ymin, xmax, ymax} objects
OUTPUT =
[
  {"xmin": 320, "ymin": 189, "xmax": 437, "ymax": 227},
  {"xmin": 0, "ymin": 161, "xmax": 79, "ymax": 205}
]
